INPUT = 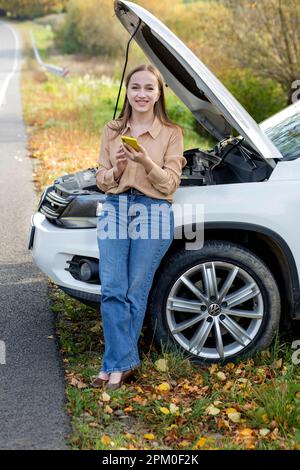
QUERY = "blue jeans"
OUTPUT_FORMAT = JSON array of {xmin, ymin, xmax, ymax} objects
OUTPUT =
[{"xmin": 96, "ymin": 193, "xmax": 175, "ymax": 373}]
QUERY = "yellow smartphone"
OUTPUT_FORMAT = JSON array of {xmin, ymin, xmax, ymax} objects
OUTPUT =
[{"xmin": 121, "ymin": 135, "xmax": 141, "ymax": 151}]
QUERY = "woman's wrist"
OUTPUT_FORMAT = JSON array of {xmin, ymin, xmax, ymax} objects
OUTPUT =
[
  {"xmin": 141, "ymin": 156, "xmax": 155, "ymax": 174},
  {"xmin": 113, "ymin": 166, "xmax": 122, "ymax": 182}
]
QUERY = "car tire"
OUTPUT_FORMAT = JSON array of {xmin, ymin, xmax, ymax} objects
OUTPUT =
[{"xmin": 147, "ymin": 240, "xmax": 281, "ymax": 365}]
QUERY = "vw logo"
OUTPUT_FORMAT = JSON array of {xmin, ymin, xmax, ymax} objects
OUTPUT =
[{"xmin": 208, "ymin": 303, "xmax": 221, "ymax": 316}]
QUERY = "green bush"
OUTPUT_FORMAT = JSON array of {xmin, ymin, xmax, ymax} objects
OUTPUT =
[
  {"xmin": 54, "ymin": 0, "xmax": 128, "ymax": 57},
  {"xmin": 0, "ymin": 0, "xmax": 68, "ymax": 19},
  {"xmin": 222, "ymin": 68, "xmax": 287, "ymax": 123}
]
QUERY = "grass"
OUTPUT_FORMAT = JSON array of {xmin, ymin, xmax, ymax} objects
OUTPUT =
[
  {"xmin": 47, "ymin": 284, "xmax": 300, "ymax": 450},
  {"xmin": 16, "ymin": 19, "xmax": 300, "ymax": 450}
]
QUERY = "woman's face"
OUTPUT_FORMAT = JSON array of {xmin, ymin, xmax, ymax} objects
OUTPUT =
[{"xmin": 127, "ymin": 70, "xmax": 161, "ymax": 115}]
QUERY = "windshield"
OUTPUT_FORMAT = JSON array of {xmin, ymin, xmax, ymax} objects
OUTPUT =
[{"xmin": 260, "ymin": 102, "xmax": 300, "ymax": 160}]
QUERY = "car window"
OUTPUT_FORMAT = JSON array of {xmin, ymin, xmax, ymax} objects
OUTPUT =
[{"xmin": 262, "ymin": 109, "xmax": 300, "ymax": 160}]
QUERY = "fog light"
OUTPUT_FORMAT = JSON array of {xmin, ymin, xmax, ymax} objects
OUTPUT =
[{"xmin": 79, "ymin": 261, "xmax": 93, "ymax": 281}]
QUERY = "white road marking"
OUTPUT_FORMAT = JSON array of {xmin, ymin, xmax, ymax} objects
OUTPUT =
[{"xmin": 0, "ymin": 21, "xmax": 19, "ymax": 109}]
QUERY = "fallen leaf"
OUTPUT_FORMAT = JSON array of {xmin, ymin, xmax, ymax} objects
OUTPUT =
[
  {"xmin": 170, "ymin": 403, "xmax": 179, "ymax": 414},
  {"xmin": 157, "ymin": 382, "xmax": 171, "ymax": 393},
  {"xmin": 209, "ymin": 364, "xmax": 218, "ymax": 375},
  {"xmin": 213, "ymin": 400, "xmax": 222, "ymax": 406},
  {"xmin": 224, "ymin": 381, "xmax": 234, "ymax": 391},
  {"xmin": 143, "ymin": 433, "xmax": 155, "ymax": 440},
  {"xmin": 271, "ymin": 358, "xmax": 282, "ymax": 369},
  {"xmin": 124, "ymin": 406, "xmax": 133, "ymax": 413},
  {"xmin": 155, "ymin": 359, "xmax": 168, "ymax": 372},
  {"xmin": 182, "ymin": 382, "xmax": 190, "ymax": 391},
  {"xmin": 238, "ymin": 378, "xmax": 248, "ymax": 383},
  {"xmin": 100, "ymin": 392, "xmax": 111, "ymax": 402},
  {"xmin": 165, "ymin": 424, "xmax": 178, "ymax": 431},
  {"xmin": 104, "ymin": 405, "xmax": 113, "ymax": 414},
  {"xmin": 178, "ymin": 440, "xmax": 190, "ymax": 448},
  {"xmin": 101, "ymin": 435, "xmax": 111, "ymax": 445},
  {"xmin": 195, "ymin": 437, "xmax": 207, "ymax": 449},
  {"xmin": 226, "ymin": 407, "xmax": 238, "ymax": 414},
  {"xmin": 227, "ymin": 411, "xmax": 241, "ymax": 423},
  {"xmin": 160, "ymin": 407, "xmax": 170, "ymax": 415},
  {"xmin": 217, "ymin": 371, "xmax": 227, "ymax": 381},
  {"xmin": 69, "ymin": 377, "xmax": 87, "ymax": 389},
  {"xmin": 239, "ymin": 428, "xmax": 255, "ymax": 437},
  {"xmin": 205, "ymin": 405, "xmax": 221, "ymax": 415},
  {"xmin": 89, "ymin": 422, "xmax": 100, "ymax": 428},
  {"xmin": 259, "ymin": 428, "xmax": 270, "ymax": 436}
]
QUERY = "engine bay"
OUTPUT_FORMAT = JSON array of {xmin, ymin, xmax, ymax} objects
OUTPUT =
[{"xmin": 180, "ymin": 137, "xmax": 272, "ymax": 187}]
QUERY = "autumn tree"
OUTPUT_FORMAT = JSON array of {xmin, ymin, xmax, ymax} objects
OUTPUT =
[
  {"xmin": 0, "ymin": 0, "xmax": 68, "ymax": 19},
  {"xmin": 217, "ymin": 0, "xmax": 300, "ymax": 103}
]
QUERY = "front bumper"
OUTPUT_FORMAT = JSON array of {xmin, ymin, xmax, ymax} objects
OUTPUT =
[{"xmin": 29, "ymin": 212, "xmax": 102, "ymax": 297}]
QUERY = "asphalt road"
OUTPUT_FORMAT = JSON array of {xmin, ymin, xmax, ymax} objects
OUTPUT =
[{"xmin": 0, "ymin": 21, "xmax": 71, "ymax": 450}]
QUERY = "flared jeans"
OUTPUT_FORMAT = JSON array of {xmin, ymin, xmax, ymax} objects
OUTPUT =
[{"xmin": 96, "ymin": 192, "xmax": 175, "ymax": 373}]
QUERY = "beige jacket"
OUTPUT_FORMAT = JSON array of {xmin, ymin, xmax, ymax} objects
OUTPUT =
[{"xmin": 95, "ymin": 116, "xmax": 187, "ymax": 203}]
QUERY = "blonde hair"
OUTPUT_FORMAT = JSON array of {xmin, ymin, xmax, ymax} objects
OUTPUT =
[{"xmin": 107, "ymin": 63, "xmax": 184, "ymax": 137}]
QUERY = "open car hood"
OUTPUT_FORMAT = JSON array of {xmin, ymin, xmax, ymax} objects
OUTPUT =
[{"xmin": 114, "ymin": 0, "xmax": 283, "ymax": 163}]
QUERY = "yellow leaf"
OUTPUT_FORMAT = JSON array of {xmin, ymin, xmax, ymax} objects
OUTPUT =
[
  {"xmin": 228, "ymin": 411, "xmax": 241, "ymax": 423},
  {"xmin": 100, "ymin": 392, "xmax": 111, "ymax": 402},
  {"xmin": 124, "ymin": 406, "xmax": 133, "ymax": 413},
  {"xmin": 213, "ymin": 400, "xmax": 222, "ymax": 406},
  {"xmin": 89, "ymin": 422, "xmax": 100, "ymax": 428},
  {"xmin": 195, "ymin": 437, "xmax": 207, "ymax": 449},
  {"xmin": 170, "ymin": 403, "xmax": 179, "ymax": 414},
  {"xmin": 226, "ymin": 407, "xmax": 238, "ymax": 414},
  {"xmin": 205, "ymin": 405, "xmax": 220, "ymax": 415},
  {"xmin": 209, "ymin": 364, "xmax": 218, "ymax": 374},
  {"xmin": 104, "ymin": 405, "xmax": 113, "ymax": 414},
  {"xmin": 157, "ymin": 382, "xmax": 171, "ymax": 393},
  {"xmin": 259, "ymin": 428, "xmax": 270, "ymax": 436},
  {"xmin": 262, "ymin": 413, "xmax": 269, "ymax": 424},
  {"xmin": 217, "ymin": 371, "xmax": 226, "ymax": 381},
  {"xmin": 101, "ymin": 435, "xmax": 111, "ymax": 445},
  {"xmin": 160, "ymin": 407, "xmax": 170, "ymax": 415},
  {"xmin": 224, "ymin": 381, "xmax": 234, "ymax": 391},
  {"xmin": 226, "ymin": 362, "xmax": 235, "ymax": 370},
  {"xmin": 239, "ymin": 428, "xmax": 254, "ymax": 437},
  {"xmin": 179, "ymin": 440, "xmax": 190, "ymax": 448},
  {"xmin": 155, "ymin": 359, "xmax": 168, "ymax": 372},
  {"xmin": 165, "ymin": 424, "xmax": 178, "ymax": 431},
  {"xmin": 143, "ymin": 433, "xmax": 155, "ymax": 440}
]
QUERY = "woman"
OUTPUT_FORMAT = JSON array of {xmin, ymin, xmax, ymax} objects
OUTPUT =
[{"xmin": 91, "ymin": 63, "xmax": 187, "ymax": 391}]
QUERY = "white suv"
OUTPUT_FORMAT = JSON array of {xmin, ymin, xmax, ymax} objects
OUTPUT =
[{"xmin": 28, "ymin": 1, "xmax": 300, "ymax": 364}]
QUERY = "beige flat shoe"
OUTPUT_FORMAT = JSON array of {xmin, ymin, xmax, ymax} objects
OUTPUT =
[
  {"xmin": 105, "ymin": 369, "xmax": 137, "ymax": 391},
  {"xmin": 90, "ymin": 373, "xmax": 109, "ymax": 388}
]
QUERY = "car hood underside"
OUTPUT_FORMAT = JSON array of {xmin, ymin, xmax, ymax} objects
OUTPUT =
[{"xmin": 114, "ymin": 0, "xmax": 283, "ymax": 163}]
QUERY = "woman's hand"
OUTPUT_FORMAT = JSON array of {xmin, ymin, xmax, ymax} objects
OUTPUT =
[
  {"xmin": 122, "ymin": 142, "xmax": 152, "ymax": 168},
  {"xmin": 113, "ymin": 145, "xmax": 129, "ymax": 181}
]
